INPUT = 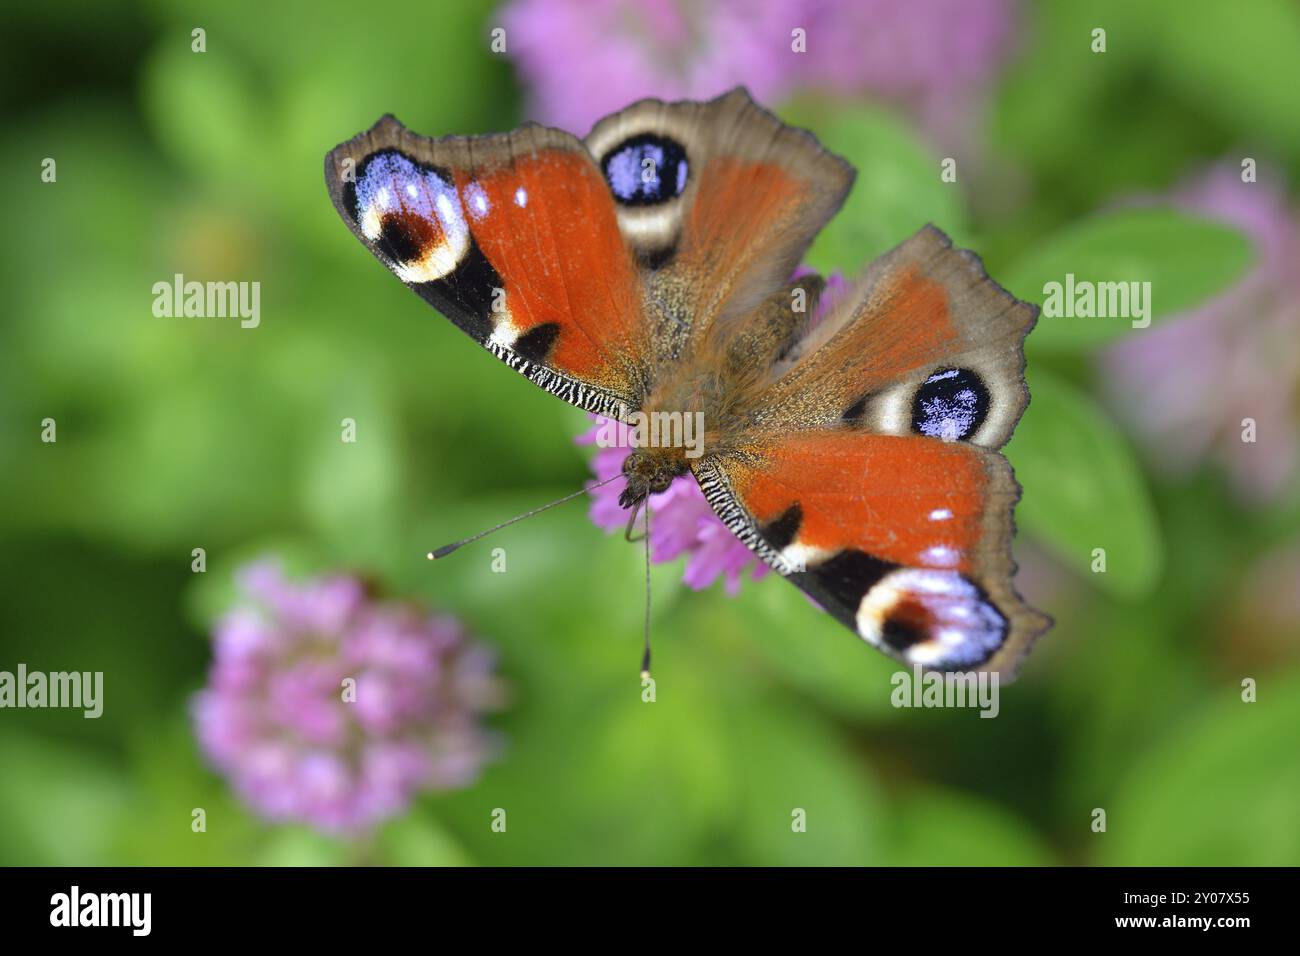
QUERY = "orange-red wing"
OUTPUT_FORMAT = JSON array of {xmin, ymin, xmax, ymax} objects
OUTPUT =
[
  {"xmin": 451, "ymin": 138, "xmax": 645, "ymax": 381},
  {"xmin": 695, "ymin": 431, "xmax": 1049, "ymax": 676},
  {"xmin": 582, "ymin": 89, "xmax": 854, "ymax": 361},
  {"xmin": 760, "ymin": 226, "xmax": 1040, "ymax": 452},
  {"xmin": 325, "ymin": 91, "xmax": 855, "ymax": 417},
  {"xmin": 325, "ymin": 117, "xmax": 647, "ymax": 420}
]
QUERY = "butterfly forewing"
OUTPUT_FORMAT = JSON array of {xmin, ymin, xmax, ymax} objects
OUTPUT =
[{"xmin": 325, "ymin": 116, "xmax": 649, "ymax": 419}]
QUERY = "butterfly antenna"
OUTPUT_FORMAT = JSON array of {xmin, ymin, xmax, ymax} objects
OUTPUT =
[
  {"xmin": 427, "ymin": 474, "xmax": 620, "ymax": 560},
  {"xmin": 640, "ymin": 503, "xmax": 653, "ymax": 680}
]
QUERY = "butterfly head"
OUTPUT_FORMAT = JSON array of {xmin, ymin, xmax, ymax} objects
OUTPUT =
[{"xmin": 618, "ymin": 449, "xmax": 689, "ymax": 509}]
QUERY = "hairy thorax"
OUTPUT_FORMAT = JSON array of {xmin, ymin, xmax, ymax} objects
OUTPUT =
[{"xmin": 617, "ymin": 357, "xmax": 754, "ymax": 509}]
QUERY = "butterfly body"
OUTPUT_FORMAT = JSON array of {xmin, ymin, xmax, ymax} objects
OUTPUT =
[{"xmin": 326, "ymin": 89, "xmax": 1051, "ymax": 676}]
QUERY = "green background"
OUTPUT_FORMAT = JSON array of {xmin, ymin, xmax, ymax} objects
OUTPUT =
[{"xmin": 1, "ymin": 0, "xmax": 1298, "ymax": 865}]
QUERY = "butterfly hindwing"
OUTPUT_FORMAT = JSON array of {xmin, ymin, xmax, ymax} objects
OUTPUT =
[
  {"xmin": 583, "ymin": 88, "xmax": 854, "ymax": 364},
  {"xmin": 763, "ymin": 225, "xmax": 1038, "ymax": 451},
  {"xmin": 694, "ymin": 226, "xmax": 1047, "ymax": 676},
  {"xmin": 696, "ymin": 432, "xmax": 1048, "ymax": 675}
]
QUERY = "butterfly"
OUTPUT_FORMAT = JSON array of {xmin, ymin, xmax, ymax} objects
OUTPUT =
[{"xmin": 324, "ymin": 87, "xmax": 1051, "ymax": 677}]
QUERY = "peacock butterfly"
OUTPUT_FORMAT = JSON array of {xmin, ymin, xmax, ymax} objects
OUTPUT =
[{"xmin": 324, "ymin": 88, "xmax": 1051, "ymax": 677}]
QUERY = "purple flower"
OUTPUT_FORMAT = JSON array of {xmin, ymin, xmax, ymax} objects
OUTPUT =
[
  {"xmin": 802, "ymin": 0, "xmax": 1016, "ymax": 97},
  {"xmin": 800, "ymin": 0, "xmax": 1018, "ymax": 142},
  {"xmin": 795, "ymin": 267, "xmax": 850, "ymax": 330},
  {"xmin": 501, "ymin": 0, "xmax": 1019, "ymax": 143},
  {"xmin": 193, "ymin": 560, "xmax": 504, "ymax": 834},
  {"xmin": 578, "ymin": 271, "xmax": 848, "ymax": 594},
  {"xmin": 501, "ymin": 0, "xmax": 805, "ymax": 134},
  {"xmin": 579, "ymin": 420, "xmax": 771, "ymax": 594},
  {"xmin": 1100, "ymin": 160, "xmax": 1300, "ymax": 501}
]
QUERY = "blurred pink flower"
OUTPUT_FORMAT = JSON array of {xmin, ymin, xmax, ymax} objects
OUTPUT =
[
  {"xmin": 1101, "ymin": 160, "xmax": 1300, "ymax": 501},
  {"xmin": 193, "ymin": 560, "xmax": 503, "ymax": 834},
  {"xmin": 501, "ymin": 0, "xmax": 1019, "ymax": 141},
  {"xmin": 579, "ymin": 419, "xmax": 771, "ymax": 594},
  {"xmin": 578, "ymin": 272, "xmax": 848, "ymax": 594},
  {"xmin": 800, "ymin": 0, "xmax": 1018, "ymax": 142},
  {"xmin": 502, "ymin": 0, "xmax": 803, "ymax": 134}
]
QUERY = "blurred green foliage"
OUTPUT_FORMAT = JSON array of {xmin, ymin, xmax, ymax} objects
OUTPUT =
[{"xmin": 1, "ymin": 0, "xmax": 1298, "ymax": 866}]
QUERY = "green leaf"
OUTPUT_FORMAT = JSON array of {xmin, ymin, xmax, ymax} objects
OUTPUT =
[
  {"xmin": 888, "ymin": 787, "xmax": 1057, "ymax": 866},
  {"xmin": 140, "ymin": 40, "xmax": 270, "ymax": 193},
  {"xmin": 301, "ymin": 370, "xmax": 406, "ymax": 566},
  {"xmin": 723, "ymin": 578, "xmax": 901, "ymax": 719},
  {"xmin": 118, "ymin": 718, "xmax": 266, "ymax": 866},
  {"xmin": 1098, "ymin": 667, "xmax": 1300, "ymax": 866},
  {"xmin": 255, "ymin": 827, "xmax": 354, "ymax": 867},
  {"xmin": 570, "ymin": 669, "xmax": 738, "ymax": 865},
  {"xmin": 1141, "ymin": 0, "xmax": 1300, "ymax": 155},
  {"xmin": 377, "ymin": 814, "xmax": 473, "ymax": 866},
  {"xmin": 1006, "ymin": 369, "xmax": 1162, "ymax": 598},
  {"xmin": 794, "ymin": 107, "xmax": 969, "ymax": 274},
  {"xmin": 0, "ymin": 732, "xmax": 132, "ymax": 865},
  {"xmin": 726, "ymin": 697, "xmax": 887, "ymax": 865},
  {"xmin": 1003, "ymin": 208, "xmax": 1252, "ymax": 352}
]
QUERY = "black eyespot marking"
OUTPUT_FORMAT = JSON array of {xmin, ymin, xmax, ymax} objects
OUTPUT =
[
  {"xmin": 378, "ymin": 211, "xmax": 433, "ymax": 263},
  {"xmin": 880, "ymin": 609, "xmax": 927, "ymax": 652},
  {"xmin": 842, "ymin": 394, "xmax": 872, "ymax": 424},
  {"xmin": 812, "ymin": 550, "xmax": 895, "ymax": 612},
  {"xmin": 870, "ymin": 571, "xmax": 1009, "ymax": 668},
  {"xmin": 512, "ymin": 322, "xmax": 561, "ymax": 362},
  {"xmin": 409, "ymin": 240, "xmax": 502, "ymax": 344},
  {"xmin": 760, "ymin": 503, "xmax": 803, "ymax": 553},
  {"xmin": 911, "ymin": 368, "xmax": 990, "ymax": 442},
  {"xmin": 636, "ymin": 244, "xmax": 678, "ymax": 271},
  {"xmin": 601, "ymin": 134, "xmax": 690, "ymax": 206}
]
